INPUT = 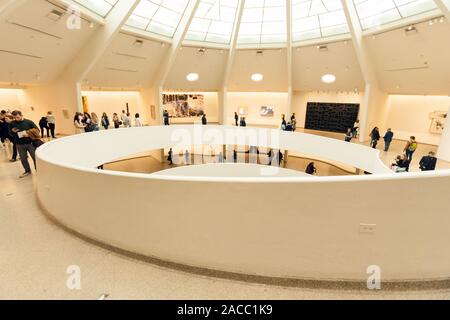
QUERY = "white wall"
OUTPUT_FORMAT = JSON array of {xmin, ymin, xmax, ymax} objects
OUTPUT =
[
  {"xmin": 0, "ymin": 88, "xmax": 48, "ymax": 127},
  {"xmin": 292, "ymin": 91, "xmax": 365, "ymax": 130},
  {"xmin": 36, "ymin": 125, "xmax": 450, "ymax": 282},
  {"xmin": 81, "ymin": 90, "xmax": 151, "ymax": 126},
  {"xmin": 385, "ymin": 95, "xmax": 450, "ymax": 145},
  {"xmin": 227, "ymin": 92, "xmax": 289, "ymax": 126}
]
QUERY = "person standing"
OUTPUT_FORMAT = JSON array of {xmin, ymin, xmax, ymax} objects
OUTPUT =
[
  {"xmin": 352, "ymin": 120, "xmax": 360, "ymax": 139},
  {"xmin": 8, "ymin": 111, "xmax": 39, "ymax": 178},
  {"xmin": 185, "ymin": 150, "xmax": 191, "ymax": 165},
  {"xmin": 39, "ymin": 116, "xmax": 49, "ymax": 138},
  {"xmin": 419, "ymin": 151, "xmax": 438, "ymax": 171},
  {"xmin": 234, "ymin": 112, "xmax": 239, "ymax": 126},
  {"xmin": 112, "ymin": 113, "xmax": 120, "ymax": 129},
  {"xmin": 306, "ymin": 162, "xmax": 317, "ymax": 175},
  {"xmin": 167, "ymin": 148, "xmax": 173, "ymax": 165},
  {"xmin": 345, "ymin": 128, "xmax": 353, "ymax": 142},
  {"xmin": 370, "ymin": 127, "xmax": 380, "ymax": 149},
  {"xmin": 74, "ymin": 113, "xmax": 86, "ymax": 134},
  {"xmin": 135, "ymin": 113, "xmax": 143, "ymax": 127},
  {"xmin": 383, "ymin": 128, "xmax": 394, "ymax": 152},
  {"xmin": 163, "ymin": 110, "xmax": 170, "ymax": 126},
  {"xmin": 101, "ymin": 113, "xmax": 110, "ymax": 130},
  {"xmin": 1, "ymin": 111, "xmax": 17, "ymax": 161},
  {"xmin": 120, "ymin": 110, "xmax": 129, "ymax": 128},
  {"xmin": 124, "ymin": 113, "xmax": 132, "ymax": 128},
  {"xmin": 291, "ymin": 113, "xmax": 297, "ymax": 131},
  {"xmin": 202, "ymin": 114, "xmax": 207, "ymax": 125},
  {"xmin": 47, "ymin": 111, "xmax": 56, "ymax": 138},
  {"xmin": 91, "ymin": 113, "xmax": 100, "ymax": 131},
  {"xmin": 404, "ymin": 136, "xmax": 418, "ymax": 162}
]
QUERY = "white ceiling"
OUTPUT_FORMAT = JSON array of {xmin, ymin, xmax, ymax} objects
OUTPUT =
[
  {"xmin": 0, "ymin": 0, "xmax": 96, "ymax": 84},
  {"xmin": 0, "ymin": 0, "xmax": 449, "ymax": 96},
  {"xmin": 229, "ymin": 48, "xmax": 288, "ymax": 91},
  {"xmin": 366, "ymin": 18, "xmax": 450, "ymax": 95},
  {"xmin": 293, "ymin": 40, "xmax": 365, "ymax": 92},
  {"xmin": 85, "ymin": 32, "xmax": 169, "ymax": 89},
  {"xmin": 164, "ymin": 46, "xmax": 228, "ymax": 91}
]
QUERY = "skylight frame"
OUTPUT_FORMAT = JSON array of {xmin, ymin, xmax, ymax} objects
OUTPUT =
[
  {"xmin": 237, "ymin": 0, "xmax": 288, "ymax": 47},
  {"xmin": 125, "ymin": 0, "xmax": 191, "ymax": 39},
  {"xmin": 291, "ymin": 0, "xmax": 350, "ymax": 43},
  {"xmin": 71, "ymin": 0, "xmax": 119, "ymax": 18},
  {"xmin": 353, "ymin": 0, "xmax": 440, "ymax": 31},
  {"xmin": 184, "ymin": 0, "xmax": 240, "ymax": 45}
]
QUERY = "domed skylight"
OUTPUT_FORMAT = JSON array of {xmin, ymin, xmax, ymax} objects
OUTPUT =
[{"xmin": 75, "ymin": 0, "xmax": 446, "ymax": 47}]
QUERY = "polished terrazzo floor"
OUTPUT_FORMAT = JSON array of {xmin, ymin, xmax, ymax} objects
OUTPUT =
[{"xmin": 1, "ymin": 132, "xmax": 450, "ymax": 300}]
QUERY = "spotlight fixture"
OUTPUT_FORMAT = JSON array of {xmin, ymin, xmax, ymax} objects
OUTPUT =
[
  {"xmin": 186, "ymin": 73, "xmax": 199, "ymax": 82},
  {"xmin": 251, "ymin": 73, "xmax": 264, "ymax": 82},
  {"xmin": 321, "ymin": 74, "xmax": 336, "ymax": 84}
]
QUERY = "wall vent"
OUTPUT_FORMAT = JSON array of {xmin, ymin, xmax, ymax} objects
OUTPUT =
[
  {"xmin": 133, "ymin": 39, "xmax": 144, "ymax": 47},
  {"xmin": 256, "ymin": 50, "xmax": 264, "ymax": 56},
  {"xmin": 317, "ymin": 45, "xmax": 328, "ymax": 52},
  {"xmin": 46, "ymin": 9, "xmax": 64, "ymax": 22}
]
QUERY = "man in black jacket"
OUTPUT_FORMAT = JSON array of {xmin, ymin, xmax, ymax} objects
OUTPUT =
[
  {"xmin": 8, "ymin": 111, "xmax": 39, "ymax": 178},
  {"xmin": 383, "ymin": 128, "xmax": 394, "ymax": 151},
  {"xmin": 419, "ymin": 151, "xmax": 438, "ymax": 171}
]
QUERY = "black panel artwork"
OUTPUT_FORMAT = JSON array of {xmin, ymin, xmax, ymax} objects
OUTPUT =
[{"xmin": 305, "ymin": 102, "xmax": 360, "ymax": 133}]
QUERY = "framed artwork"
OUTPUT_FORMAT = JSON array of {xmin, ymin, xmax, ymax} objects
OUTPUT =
[
  {"xmin": 260, "ymin": 106, "xmax": 275, "ymax": 117},
  {"xmin": 238, "ymin": 106, "xmax": 248, "ymax": 116},
  {"xmin": 429, "ymin": 111, "xmax": 447, "ymax": 134},
  {"xmin": 162, "ymin": 94, "xmax": 205, "ymax": 118},
  {"xmin": 150, "ymin": 105, "xmax": 156, "ymax": 120}
]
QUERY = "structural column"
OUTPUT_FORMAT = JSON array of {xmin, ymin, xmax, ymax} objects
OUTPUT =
[
  {"xmin": 219, "ymin": 0, "xmax": 245, "ymax": 125},
  {"xmin": 341, "ymin": 0, "xmax": 389, "ymax": 143}
]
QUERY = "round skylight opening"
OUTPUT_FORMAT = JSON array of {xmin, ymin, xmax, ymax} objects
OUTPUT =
[
  {"xmin": 321, "ymin": 74, "xmax": 336, "ymax": 84},
  {"xmin": 251, "ymin": 73, "xmax": 264, "ymax": 82},
  {"xmin": 186, "ymin": 73, "xmax": 199, "ymax": 82}
]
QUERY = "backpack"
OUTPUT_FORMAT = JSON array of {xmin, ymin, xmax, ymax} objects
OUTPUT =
[{"xmin": 409, "ymin": 142, "xmax": 418, "ymax": 152}]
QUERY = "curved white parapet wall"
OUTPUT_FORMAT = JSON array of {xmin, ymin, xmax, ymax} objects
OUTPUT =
[
  {"xmin": 153, "ymin": 163, "xmax": 312, "ymax": 178},
  {"xmin": 36, "ymin": 125, "xmax": 450, "ymax": 283}
]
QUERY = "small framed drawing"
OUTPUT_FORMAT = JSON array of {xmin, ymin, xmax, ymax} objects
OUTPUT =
[{"xmin": 150, "ymin": 105, "xmax": 156, "ymax": 120}]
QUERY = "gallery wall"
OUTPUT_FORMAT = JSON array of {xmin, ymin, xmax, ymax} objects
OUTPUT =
[
  {"xmin": 227, "ymin": 92, "xmax": 289, "ymax": 126},
  {"xmin": 0, "ymin": 88, "xmax": 48, "ymax": 128},
  {"xmin": 81, "ymin": 90, "xmax": 152, "ymax": 126},
  {"xmin": 385, "ymin": 95, "xmax": 450, "ymax": 145},
  {"xmin": 292, "ymin": 91, "xmax": 364, "ymax": 130}
]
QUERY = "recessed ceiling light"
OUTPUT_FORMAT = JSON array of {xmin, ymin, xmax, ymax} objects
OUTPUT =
[
  {"xmin": 251, "ymin": 73, "xmax": 263, "ymax": 82},
  {"xmin": 186, "ymin": 73, "xmax": 199, "ymax": 82},
  {"xmin": 321, "ymin": 74, "xmax": 336, "ymax": 84}
]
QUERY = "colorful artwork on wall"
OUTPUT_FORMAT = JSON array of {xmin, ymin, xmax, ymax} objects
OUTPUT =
[
  {"xmin": 162, "ymin": 94, "xmax": 205, "ymax": 118},
  {"xmin": 429, "ymin": 111, "xmax": 447, "ymax": 134}
]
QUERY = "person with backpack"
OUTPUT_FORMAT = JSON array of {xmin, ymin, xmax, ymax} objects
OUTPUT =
[
  {"xmin": 369, "ymin": 127, "xmax": 381, "ymax": 149},
  {"xmin": 39, "ymin": 116, "xmax": 50, "ymax": 138},
  {"xmin": 419, "ymin": 151, "xmax": 438, "ymax": 171},
  {"xmin": 404, "ymin": 136, "xmax": 418, "ymax": 162},
  {"xmin": 8, "ymin": 111, "xmax": 39, "ymax": 178}
]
